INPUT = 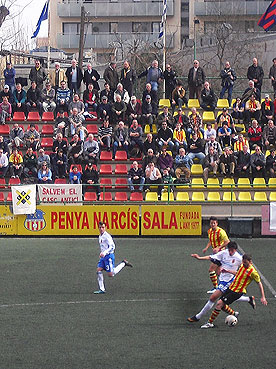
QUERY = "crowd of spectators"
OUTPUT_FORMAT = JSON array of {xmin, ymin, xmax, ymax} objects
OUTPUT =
[{"xmin": 1, "ymin": 56, "xmax": 276, "ymax": 200}]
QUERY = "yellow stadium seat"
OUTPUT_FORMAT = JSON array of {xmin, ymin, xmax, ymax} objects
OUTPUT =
[
  {"xmin": 152, "ymin": 124, "xmax": 157, "ymax": 134},
  {"xmin": 238, "ymin": 192, "xmax": 252, "ymax": 201},
  {"xmin": 221, "ymin": 178, "xmax": 235, "ymax": 189},
  {"xmin": 176, "ymin": 192, "xmax": 189, "ymax": 201},
  {"xmin": 237, "ymin": 178, "xmax": 251, "ymax": 189},
  {"xmin": 207, "ymin": 192, "xmax": 221, "ymax": 201},
  {"xmin": 268, "ymin": 178, "xmax": 276, "ymax": 188},
  {"xmin": 222, "ymin": 192, "xmax": 236, "ymax": 201},
  {"xmin": 253, "ymin": 192, "xmax": 267, "ymax": 202},
  {"xmin": 159, "ymin": 99, "xmax": 171, "ymax": 108},
  {"xmin": 235, "ymin": 124, "xmax": 246, "ymax": 134},
  {"xmin": 192, "ymin": 192, "xmax": 205, "ymax": 201},
  {"xmin": 202, "ymin": 111, "xmax": 215, "ymax": 123},
  {"xmin": 191, "ymin": 164, "xmax": 203, "ymax": 175},
  {"xmin": 231, "ymin": 99, "xmax": 236, "ymax": 108},
  {"xmin": 144, "ymin": 124, "xmax": 150, "ymax": 134},
  {"xmin": 188, "ymin": 99, "xmax": 200, "ymax": 108},
  {"xmin": 161, "ymin": 192, "xmax": 174, "ymax": 201},
  {"xmin": 207, "ymin": 178, "xmax": 220, "ymax": 189},
  {"xmin": 191, "ymin": 178, "xmax": 205, "ymax": 188},
  {"xmin": 252, "ymin": 178, "xmax": 266, "ymax": 189},
  {"xmin": 265, "ymin": 150, "xmax": 270, "ymax": 157},
  {"xmin": 217, "ymin": 99, "xmax": 229, "ymax": 109},
  {"xmin": 269, "ymin": 192, "xmax": 276, "ymax": 201},
  {"xmin": 145, "ymin": 192, "xmax": 158, "ymax": 201}
]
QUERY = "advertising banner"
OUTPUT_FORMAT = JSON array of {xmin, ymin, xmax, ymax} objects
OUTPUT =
[
  {"xmin": 17, "ymin": 205, "xmax": 140, "ymax": 236},
  {"xmin": 141, "ymin": 205, "xmax": 202, "ymax": 236},
  {"xmin": 0, "ymin": 205, "xmax": 17, "ymax": 235},
  {"xmin": 12, "ymin": 185, "xmax": 36, "ymax": 215},
  {"xmin": 37, "ymin": 184, "xmax": 82, "ymax": 203}
]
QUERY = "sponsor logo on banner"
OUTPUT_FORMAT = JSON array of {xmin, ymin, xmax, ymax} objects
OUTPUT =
[{"xmin": 24, "ymin": 209, "xmax": 46, "ymax": 232}]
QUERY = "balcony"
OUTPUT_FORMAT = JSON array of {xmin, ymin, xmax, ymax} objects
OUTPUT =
[
  {"xmin": 194, "ymin": 1, "xmax": 269, "ymax": 17},
  {"xmin": 57, "ymin": 32, "xmax": 174, "ymax": 49},
  {"xmin": 58, "ymin": 0, "xmax": 174, "ymax": 18}
]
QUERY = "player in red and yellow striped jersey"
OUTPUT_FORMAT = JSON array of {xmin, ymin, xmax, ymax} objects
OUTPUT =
[
  {"xmin": 201, "ymin": 254, "xmax": 267, "ymax": 328},
  {"xmin": 203, "ymin": 217, "xmax": 230, "ymax": 290}
]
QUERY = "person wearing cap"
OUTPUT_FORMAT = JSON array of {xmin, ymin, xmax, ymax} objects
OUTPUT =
[
  {"xmin": 201, "ymin": 81, "xmax": 217, "ymax": 112},
  {"xmin": 26, "ymin": 81, "xmax": 43, "ymax": 117},
  {"xmin": 269, "ymin": 57, "xmax": 276, "ymax": 98},
  {"xmin": 247, "ymin": 57, "xmax": 264, "ymax": 93},
  {"xmin": 52, "ymin": 149, "xmax": 68, "ymax": 179},
  {"xmin": 263, "ymin": 120, "xmax": 276, "ymax": 151},
  {"xmin": 218, "ymin": 121, "xmax": 232, "ymax": 149},
  {"xmin": 120, "ymin": 60, "xmax": 136, "ymax": 98},
  {"xmin": 29, "ymin": 59, "xmax": 47, "ymax": 90},
  {"xmin": 157, "ymin": 106, "xmax": 173, "ymax": 128},
  {"xmin": 49, "ymin": 62, "xmax": 67, "ymax": 90},
  {"xmin": 82, "ymin": 162, "xmax": 100, "ymax": 199},
  {"xmin": 141, "ymin": 95, "xmax": 154, "ymax": 131},
  {"xmin": 245, "ymin": 94, "xmax": 261, "ymax": 125},
  {"xmin": 216, "ymin": 107, "xmax": 233, "ymax": 130},
  {"xmin": 12, "ymin": 83, "xmax": 27, "ymax": 117},
  {"xmin": 171, "ymin": 82, "xmax": 187, "ymax": 114},
  {"xmin": 4, "ymin": 62, "xmax": 16, "ymax": 94},
  {"xmin": 24, "ymin": 123, "xmax": 40, "ymax": 151},
  {"xmin": 126, "ymin": 96, "xmax": 142, "ymax": 125},
  {"xmin": 261, "ymin": 94, "xmax": 274, "ymax": 125},
  {"xmin": 41, "ymin": 81, "xmax": 56, "ymax": 113},
  {"xmin": 103, "ymin": 61, "xmax": 119, "ymax": 92},
  {"xmin": 266, "ymin": 148, "xmax": 276, "ymax": 177},
  {"xmin": 98, "ymin": 96, "xmax": 112, "ymax": 122},
  {"xmin": 0, "ymin": 84, "xmax": 13, "ymax": 103},
  {"xmin": 65, "ymin": 59, "xmax": 83, "ymax": 95}
]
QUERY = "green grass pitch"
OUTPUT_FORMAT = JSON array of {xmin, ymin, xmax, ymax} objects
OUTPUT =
[{"xmin": 0, "ymin": 237, "xmax": 275, "ymax": 369}]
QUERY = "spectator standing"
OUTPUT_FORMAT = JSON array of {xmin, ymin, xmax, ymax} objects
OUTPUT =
[
  {"xmin": 187, "ymin": 60, "xmax": 206, "ymax": 100},
  {"xmin": 269, "ymin": 57, "xmax": 276, "ymax": 98},
  {"xmin": 247, "ymin": 58, "xmax": 264, "ymax": 93},
  {"xmin": 219, "ymin": 61, "xmax": 236, "ymax": 106},
  {"xmin": 163, "ymin": 64, "xmax": 177, "ymax": 100},
  {"xmin": 120, "ymin": 60, "xmax": 136, "ymax": 98},
  {"xmin": 138, "ymin": 60, "xmax": 163, "ymax": 105},
  {"xmin": 141, "ymin": 95, "xmax": 154, "ymax": 130},
  {"xmin": 65, "ymin": 59, "xmax": 83, "ymax": 94},
  {"xmin": 29, "ymin": 59, "xmax": 47, "ymax": 90},
  {"xmin": 4, "ymin": 62, "xmax": 16, "ymax": 93},
  {"xmin": 103, "ymin": 62, "xmax": 119, "ymax": 92},
  {"xmin": 49, "ymin": 62, "xmax": 67, "ymax": 90},
  {"xmin": 83, "ymin": 63, "xmax": 100, "ymax": 90}
]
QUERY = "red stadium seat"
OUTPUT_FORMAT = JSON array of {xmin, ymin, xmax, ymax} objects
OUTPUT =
[
  {"xmin": 130, "ymin": 155, "xmax": 142, "ymax": 161},
  {"xmin": 100, "ymin": 164, "xmax": 112, "ymax": 175},
  {"xmin": 0, "ymin": 178, "xmax": 6, "ymax": 188},
  {"xmin": 0, "ymin": 192, "xmax": 4, "ymax": 202},
  {"xmin": 115, "ymin": 164, "xmax": 127, "ymax": 175},
  {"xmin": 130, "ymin": 192, "xmax": 143, "ymax": 201},
  {"xmin": 7, "ymin": 192, "xmax": 12, "ymax": 201},
  {"xmin": 115, "ymin": 151, "xmax": 127, "ymax": 161},
  {"xmin": 115, "ymin": 178, "xmax": 128, "ymax": 189},
  {"xmin": 41, "ymin": 125, "xmax": 54, "ymax": 135},
  {"xmin": 54, "ymin": 178, "xmax": 67, "ymax": 184},
  {"xmin": 84, "ymin": 192, "xmax": 97, "ymax": 202},
  {"xmin": 86, "ymin": 124, "xmax": 98, "ymax": 134},
  {"xmin": 41, "ymin": 137, "xmax": 53, "ymax": 148},
  {"xmin": 85, "ymin": 112, "xmax": 98, "ymax": 121},
  {"xmin": 13, "ymin": 112, "xmax": 25, "ymax": 121},
  {"xmin": 27, "ymin": 111, "xmax": 40, "ymax": 121},
  {"xmin": 8, "ymin": 177, "xmax": 20, "ymax": 186},
  {"xmin": 115, "ymin": 192, "xmax": 128, "ymax": 201},
  {"xmin": 27, "ymin": 124, "xmax": 39, "ymax": 132},
  {"xmin": 42, "ymin": 112, "xmax": 54, "ymax": 121},
  {"xmin": 99, "ymin": 192, "xmax": 112, "ymax": 201},
  {"xmin": 100, "ymin": 151, "xmax": 112, "ymax": 161},
  {"xmin": 100, "ymin": 178, "xmax": 112, "ymax": 189},
  {"xmin": 0, "ymin": 125, "xmax": 10, "ymax": 135}
]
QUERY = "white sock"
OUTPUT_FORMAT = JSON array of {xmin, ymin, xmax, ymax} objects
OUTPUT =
[
  {"xmin": 196, "ymin": 300, "xmax": 215, "ymax": 320},
  {"xmin": 97, "ymin": 271, "xmax": 105, "ymax": 291},
  {"xmin": 237, "ymin": 296, "xmax": 250, "ymax": 302},
  {"xmin": 113, "ymin": 261, "xmax": 125, "ymax": 275}
]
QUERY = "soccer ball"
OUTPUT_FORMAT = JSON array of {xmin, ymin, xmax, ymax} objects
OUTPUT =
[{"xmin": 225, "ymin": 315, "xmax": 238, "ymax": 327}]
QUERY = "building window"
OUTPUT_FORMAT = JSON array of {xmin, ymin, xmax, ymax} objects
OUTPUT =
[
  {"xmin": 152, "ymin": 22, "xmax": 160, "ymax": 34},
  {"xmin": 110, "ymin": 22, "xmax": 118, "ymax": 33},
  {"xmin": 63, "ymin": 23, "xmax": 80, "ymax": 35},
  {"xmin": 132, "ymin": 22, "xmax": 150, "ymax": 33}
]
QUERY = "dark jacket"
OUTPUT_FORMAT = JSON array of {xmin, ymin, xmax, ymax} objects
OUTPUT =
[
  {"xmin": 65, "ymin": 67, "xmax": 83, "ymax": 90},
  {"xmin": 247, "ymin": 65, "xmax": 264, "ymax": 86},
  {"xmin": 82, "ymin": 167, "xmax": 99, "ymax": 183},
  {"xmin": 128, "ymin": 166, "xmax": 144, "ymax": 180},
  {"xmin": 269, "ymin": 64, "xmax": 276, "ymax": 87},
  {"xmin": 83, "ymin": 68, "xmax": 100, "ymax": 90},
  {"xmin": 261, "ymin": 100, "xmax": 274, "ymax": 117},
  {"xmin": 187, "ymin": 137, "xmax": 204, "ymax": 154},
  {"xmin": 203, "ymin": 152, "xmax": 219, "ymax": 169},
  {"xmin": 219, "ymin": 153, "xmax": 236, "ymax": 165},
  {"xmin": 114, "ymin": 127, "xmax": 129, "ymax": 144},
  {"xmin": 201, "ymin": 88, "xmax": 217, "ymax": 105},
  {"xmin": 220, "ymin": 67, "xmax": 237, "ymax": 87},
  {"xmin": 236, "ymin": 151, "xmax": 251, "ymax": 170},
  {"xmin": 266, "ymin": 154, "xmax": 276, "ymax": 170},
  {"xmin": 27, "ymin": 87, "xmax": 41, "ymax": 104},
  {"xmin": 103, "ymin": 66, "xmax": 119, "ymax": 90},
  {"xmin": 188, "ymin": 67, "xmax": 206, "ymax": 87},
  {"xmin": 29, "ymin": 66, "xmax": 47, "ymax": 87},
  {"xmin": 120, "ymin": 68, "xmax": 136, "ymax": 95}
]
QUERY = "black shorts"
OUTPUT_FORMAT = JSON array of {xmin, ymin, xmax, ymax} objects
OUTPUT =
[{"xmin": 221, "ymin": 288, "xmax": 243, "ymax": 305}]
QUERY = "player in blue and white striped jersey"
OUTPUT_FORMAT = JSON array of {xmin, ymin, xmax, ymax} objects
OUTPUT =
[{"xmin": 94, "ymin": 221, "xmax": 133, "ymax": 294}]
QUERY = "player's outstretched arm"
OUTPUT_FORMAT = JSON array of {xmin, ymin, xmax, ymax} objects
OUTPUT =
[
  {"xmin": 258, "ymin": 281, "xmax": 268, "ymax": 305},
  {"xmin": 191, "ymin": 254, "xmax": 210, "ymax": 261}
]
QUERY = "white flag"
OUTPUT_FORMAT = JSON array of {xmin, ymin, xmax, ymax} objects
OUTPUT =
[{"xmin": 12, "ymin": 185, "xmax": 36, "ymax": 215}]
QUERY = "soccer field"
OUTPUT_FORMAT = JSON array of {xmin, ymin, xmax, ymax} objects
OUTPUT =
[{"xmin": 0, "ymin": 237, "xmax": 275, "ymax": 369}]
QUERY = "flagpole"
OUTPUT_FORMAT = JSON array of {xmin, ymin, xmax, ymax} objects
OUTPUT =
[
  {"xmin": 162, "ymin": 0, "xmax": 167, "ymax": 99},
  {"xmin": 47, "ymin": 0, "xmax": 51, "ymax": 78}
]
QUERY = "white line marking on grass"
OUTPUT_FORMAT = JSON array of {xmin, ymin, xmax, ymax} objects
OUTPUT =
[
  {"xmin": 238, "ymin": 245, "xmax": 276, "ymax": 298},
  {"xmin": 0, "ymin": 297, "xmax": 275, "ymax": 309}
]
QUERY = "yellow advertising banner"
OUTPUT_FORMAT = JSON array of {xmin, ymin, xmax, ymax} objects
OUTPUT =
[
  {"xmin": 17, "ymin": 205, "xmax": 139, "ymax": 236},
  {"xmin": 0, "ymin": 205, "xmax": 17, "ymax": 235},
  {"xmin": 141, "ymin": 205, "xmax": 202, "ymax": 236}
]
